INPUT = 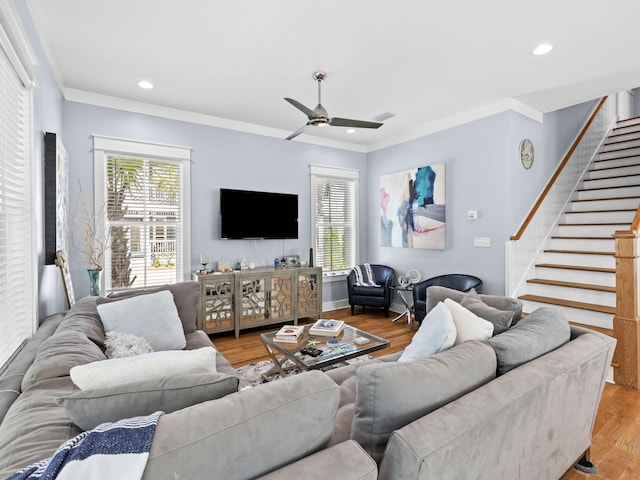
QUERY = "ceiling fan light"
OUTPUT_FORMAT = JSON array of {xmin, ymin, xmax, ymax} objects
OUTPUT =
[
  {"xmin": 532, "ymin": 43, "xmax": 554, "ymax": 56},
  {"xmin": 346, "ymin": 128, "xmax": 356, "ymax": 134}
]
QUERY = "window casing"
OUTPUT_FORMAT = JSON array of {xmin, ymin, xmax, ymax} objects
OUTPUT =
[
  {"xmin": 93, "ymin": 136, "xmax": 191, "ymax": 293},
  {"xmin": 310, "ymin": 165, "xmax": 359, "ymax": 276},
  {"xmin": 0, "ymin": 3, "xmax": 37, "ymax": 369}
]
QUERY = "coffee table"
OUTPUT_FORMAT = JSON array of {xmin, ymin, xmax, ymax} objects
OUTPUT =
[{"xmin": 260, "ymin": 323, "xmax": 390, "ymax": 381}]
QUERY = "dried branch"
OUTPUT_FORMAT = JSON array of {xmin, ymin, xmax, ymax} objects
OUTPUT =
[{"xmin": 81, "ymin": 200, "xmax": 109, "ymax": 270}]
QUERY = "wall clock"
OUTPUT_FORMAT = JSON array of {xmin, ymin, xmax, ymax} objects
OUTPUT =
[{"xmin": 519, "ymin": 138, "xmax": 534, "ymax": 169}]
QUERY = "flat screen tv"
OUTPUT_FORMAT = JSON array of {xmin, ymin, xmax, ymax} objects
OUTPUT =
[{"xmin": 220, "ymin": 188, "xmax": 298, "ymax": 239}]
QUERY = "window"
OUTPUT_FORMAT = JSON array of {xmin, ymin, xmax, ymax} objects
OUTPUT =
[
  {"xmin": 93, "ymin": 136, "xmax": 191, "ymax": 293},
  {"xmin": 310, "ymin": 165, "xmax": 359, "ymax": 276},
  {"xmin": 0, "ymin": 4, "xmax": 37, "ymax": 368}
]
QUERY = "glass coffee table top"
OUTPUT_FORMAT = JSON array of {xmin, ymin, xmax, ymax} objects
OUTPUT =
[{"xmin": 260, "ymin": 323, "xmax": 390, "ymax": 377}]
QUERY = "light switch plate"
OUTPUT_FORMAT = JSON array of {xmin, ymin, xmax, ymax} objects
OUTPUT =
[{"xmin": 473, "ymin": 237, "xmax": 491, "ymax": 247}]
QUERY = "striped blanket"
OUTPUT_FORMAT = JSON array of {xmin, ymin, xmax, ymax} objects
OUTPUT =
[
  {"xmin": 352, "ymin": 263, "xmax": 379, "ymax": 286},
  {"xmin": 8, "ymin": 411, "xmax": 163, "ymax": 480}
]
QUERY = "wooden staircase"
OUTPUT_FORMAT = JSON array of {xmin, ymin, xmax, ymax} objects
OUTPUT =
[{"xmin": 519, "ymin": 117, "xmax": 640, "ymax": 331}]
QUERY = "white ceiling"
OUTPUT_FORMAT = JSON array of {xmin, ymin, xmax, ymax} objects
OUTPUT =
[{"xmin": 27, "ymin": 0, "xmax": 640, "ymax": 152}]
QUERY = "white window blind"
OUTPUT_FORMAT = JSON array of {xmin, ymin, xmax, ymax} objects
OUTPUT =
[
  {"xmin": 310, "ymin": 165, "xmax": 358, "ymax": 275},
  {"xmin": 93, "ymin": 136, "xmax": 191, "ymax": 293},
  {"xmin": 0, "ymin": 31, "xmax": 35, "ymax": 367}
]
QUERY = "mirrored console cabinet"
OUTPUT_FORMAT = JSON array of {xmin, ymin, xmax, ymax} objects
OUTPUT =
[{"xmin": 193, "ymin": 266, "xmax": 323, "ymax": 338}]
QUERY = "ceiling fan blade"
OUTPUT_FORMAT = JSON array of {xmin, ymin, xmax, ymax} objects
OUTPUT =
[
  {"xmin": 285, "ymin": 125, "xmax": 308, "ymax": 141},
  {"xmin": 329, "ymin": 117, "xmax": 383, "ymax": 129},
  {"xmin": 284, "ymin": 98, "xmax": 318, "ymax": 120}
]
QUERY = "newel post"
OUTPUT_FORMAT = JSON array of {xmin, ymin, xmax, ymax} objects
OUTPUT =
[{"xmin": 613, "ymin": 230, "xmax": 640, "ymax": 389}]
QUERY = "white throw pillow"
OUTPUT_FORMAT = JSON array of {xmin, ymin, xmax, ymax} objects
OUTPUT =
[
  {"xmin": 399, "ymin": 301, "xmax": 457, "ymax": 362},
  {"xmin": 444, "ymin": 298, "xmax": 494, "ymax": 345},
  {"xmin": 70, "ymin": 346, "xmax": 218, "ymax": 390},
  {"xmin": 105, "ymin": 331, "xmax": 153, "ymax": 358},
  {"xmin": 97, "ymin": 290, "xmax": 186, "ymax": 351}
]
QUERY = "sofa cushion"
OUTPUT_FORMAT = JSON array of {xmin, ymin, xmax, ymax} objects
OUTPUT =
[
  {"xmin": 426, "ymin": 286, "xmax": 523, "ymax": 323},
  {"xmin": 97, "ymin": 289, "xmax": 186, "ymax": 351},
  {"xmin": 56, "ymin": 372, "xmax": 239, "ymax": 431},
  {"xmin": 57, "ymin": 297, "xmax": 107, "ymax": 346},
  {"xmin": 460, "ymin": 288, "xmax": 515, "ymax": 334},
  {"xmin": 0, "ymin": 377, "xmax": 82, "ymax": 478},
  {"xmin": 21, "ymin": 330, "xmax": 106, "ymax": 391},
  {"xmin": 98, "ymin": 281, "xmax": 200, "ymax": 334},
  {"xmin": 70, "ymin": 347, "xmax": 217, "ymax": 390},
  {"xmin": 350, "ymin": 340, "xmax": 497, "ymax": 462},
  {"xmin": 141, "ymin": 370, "xmax": 340, "ymax": 480},
  {"xmin": 0, "ymin": 313, "xmax": 64, "ymax": 424},
  {"xmin": 486, "ymin": 307, "xmax": 571, "ymax": 375},
  {"xmin": 443, "ymin": 298, "xmax": 494, "ymax": 345},
  {"xmin": 399, "ymin": 301, "xmax": 456, "ymax": 362}
]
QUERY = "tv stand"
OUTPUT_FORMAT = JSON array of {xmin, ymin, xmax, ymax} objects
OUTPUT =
[{"xmin": 193, "ymin": 266, "xmax": 322, "ymax": 338}]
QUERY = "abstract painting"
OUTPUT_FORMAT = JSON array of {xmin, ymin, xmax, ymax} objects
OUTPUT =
[
  {"xmin": 44, "ymin": 132, "xmax": 69, "ymax": 264},
  {"xmin": 380, "ymin": 163, "xmax": 445, "ymax": 249}
]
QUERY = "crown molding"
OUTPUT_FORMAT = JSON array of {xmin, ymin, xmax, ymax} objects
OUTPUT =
[
  {"xmin": 0, "ymin": 0, "xmax": 38, "ymax": 86},
  {"xmin": 65, "ymin": 88, "xmax": 542, "ymax": 155},
  {"xmin": 64, "ymin": 88, "xmax": 368, "ymax": 153},
  {"xmin": 368, "ymin": 98, "xmax": 543, "ymax": 152}
]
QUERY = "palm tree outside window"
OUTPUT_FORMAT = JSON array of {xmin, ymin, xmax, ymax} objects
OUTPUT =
[{"xmin": 93, "ymin": 136, "xmax": 191, "ymax": 294}]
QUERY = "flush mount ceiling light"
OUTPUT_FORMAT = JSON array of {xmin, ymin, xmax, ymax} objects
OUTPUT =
[
  {"xmin": 346, "ymin": 128, "xmax": 356, "ymax": 134},
  {"xmin": 532, "ymin": 43, "xmax": 554, "ymax": 56},
  {"xmin": 137, "ymin": 80, "xmax": 154, "ymax": 89}
]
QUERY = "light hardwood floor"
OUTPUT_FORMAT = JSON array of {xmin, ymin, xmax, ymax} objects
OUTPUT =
[{"xmin": 210, "ymin": 307, "xmax": 640, "ymax": 480}]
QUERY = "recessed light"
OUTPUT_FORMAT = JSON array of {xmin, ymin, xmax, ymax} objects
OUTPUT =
[
  {"xmin": 532, "ymin": 44, "xmax": 554, "ymax": 56},
  {"xmin": 137, "ymin": 80, "xmax": 154, "ymax": 89},
  {"xmin": 346, "ymin": 128, "xmax": 356, "ymax": 134}
]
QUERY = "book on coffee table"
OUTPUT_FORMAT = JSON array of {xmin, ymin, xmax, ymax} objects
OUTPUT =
[
  {"xmin": 309, "ymin": 319, "xmax": 344, "ymax": 337},
  {"xmin": 274, "ymin": 325, "xmax": 304, "ymax": 343}
]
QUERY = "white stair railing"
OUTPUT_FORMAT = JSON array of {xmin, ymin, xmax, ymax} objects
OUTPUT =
[{"xmin": 505, "ymin": 96, "xmax": 618, "ymax": 297}]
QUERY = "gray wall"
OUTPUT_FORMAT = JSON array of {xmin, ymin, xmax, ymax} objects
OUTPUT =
[
  {"xmin": 367, "ymin": 102, "xmax": 597, "ymax": 296},
  {"xmin": 16, "ymin": 0, "xmax": 600, "ymax": 316},
  {"xmin": 62, "ymin": 100, "xmax": 595, "ymax": 305},
  {"xmin": 15, "ymin": 0, "xmax": 67, "ymax": 318},
  {"xmin": 62, "ymin": 102, "xmax": 367, "ymax": 303}
]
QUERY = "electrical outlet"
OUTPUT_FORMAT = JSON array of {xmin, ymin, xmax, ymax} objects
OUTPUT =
[{"xmin": 473, "ymin": 237, "xmax": 491, "ymax": 247}]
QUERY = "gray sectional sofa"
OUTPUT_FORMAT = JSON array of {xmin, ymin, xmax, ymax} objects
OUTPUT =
[{"xmin": 0, "ymin": 282, "xmax": 615, "ymax": 479}]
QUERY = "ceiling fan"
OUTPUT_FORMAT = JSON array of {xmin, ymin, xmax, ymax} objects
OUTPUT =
[{"xmin": 284, "ymin": 72, "xmax": 383, "ymax": 140}]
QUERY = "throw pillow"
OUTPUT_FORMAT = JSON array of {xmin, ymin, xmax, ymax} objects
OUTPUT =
[
  {"xmin": 425, "ymin": 285, "xmax": 524, "ymax": 324},
  {"xmin": 96, "ymin": 289, "xmax": 186, "ymax": 351},
  {"xmin": 70, "ymin": 346, "xmax": 217, "ymax": 390},
  {"xmin": 460, "ymin": 288, "xmax": 514, "ymax": 334},
  {"xmin": 97, "ymin": 281, "xmax": 200, "ymax": 334},
  {"xmin": 443, "ymin": 298, "xmax": 494, "ymax": 345},
  {"xmin": 104, "ymin": 331, "xmax": 153, "ymax": 358},
  {"xmin": 486, "ymin": 307, "xmax": 571, "ymax": 375},
  {"xmin": 398, "ymin": 301, "xmax": 456, "ymax": 362},
  {"xmin": 57, "ymin": 372, "xmax": 239, "ymax": 431}
]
